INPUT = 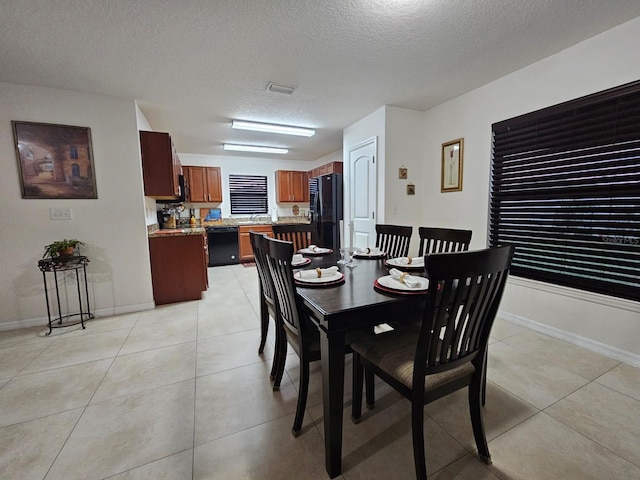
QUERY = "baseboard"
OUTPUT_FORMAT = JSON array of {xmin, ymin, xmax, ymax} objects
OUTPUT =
[
  {"xmin": 499, "ymin": 310, "xmax": 640, "ymax": 368},
  {"xmin": 0, "ymin": 302, "xmax": 155, "ymax": 332}
]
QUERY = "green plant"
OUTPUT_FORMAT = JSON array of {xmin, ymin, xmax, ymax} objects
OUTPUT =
[{"xmin": 43, "ymin": 239, "xmax": 86, "ymax": 258}]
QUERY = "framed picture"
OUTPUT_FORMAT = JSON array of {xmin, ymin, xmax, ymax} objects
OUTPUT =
[
  {"xmin": 12, "ymin": 121, "xmax": 97, "ymax": 199},
  {"xmin": 441, "ymin": 138, "xmax": 464, "ymax": 192}
]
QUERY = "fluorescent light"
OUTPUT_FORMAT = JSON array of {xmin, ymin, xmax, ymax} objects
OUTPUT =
[
  {"xmin": 223, "ymin": 144, "xmax": 288, "ymax": 154},
  {"xmin": 231, "ymin": 120, "xmax": 315, "ymax": 137}
]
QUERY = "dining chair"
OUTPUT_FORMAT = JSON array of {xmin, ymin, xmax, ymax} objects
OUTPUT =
[
  {"xmin": 375, "ymin": 224, "xmax": 413, "ymax": 258},
  {"xmin": 272, "ymin": 223, "xmax": 315, "ymax": 252},
  {"xmin": 350, "ymin": 245, "xmax": 515, "ymax": 480},
  {"xmin": 264, "ymin": 236, "xmax": 374, "ymax": 436},
  {"xmin": 417, "ymin": 227, "xmax": 472, "ymax": 256},
  {"xmin": 249, "ymin": 231, "xmax": 287, "ymax": 389}
]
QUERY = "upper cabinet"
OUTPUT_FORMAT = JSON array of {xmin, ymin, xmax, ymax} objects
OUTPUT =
[
  {"xmin": 139, "ymin": 131, "xmax": 182, "ymax": 200},
  {"xmin": 309, "ymin": 161, "xmax": 343, "ymax": 179},
  {"xmin": 184, "ymin": 166, "xmax": 222, "ymax": 203},
  {"xmin": 276, "ymin": 170, "xmax": 309, "ymax": 202}
]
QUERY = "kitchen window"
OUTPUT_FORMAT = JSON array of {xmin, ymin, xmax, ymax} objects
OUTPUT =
[
  {"xmin": 489, "ymin": 80, "xmax": 640, "ymax": 302},
  {"xmin": 229, "ymin": 174, "xmax": 268, "ymax": 214}
]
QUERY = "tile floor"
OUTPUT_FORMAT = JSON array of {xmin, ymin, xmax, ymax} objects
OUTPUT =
[{"xmin": 1, "ymin": 264, "xmax": 639, "ymax": 479}]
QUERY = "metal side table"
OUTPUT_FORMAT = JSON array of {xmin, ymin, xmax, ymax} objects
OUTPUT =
[{"xmin": 38, "ymin": 255, "xmax": 94, "ymax": 335}]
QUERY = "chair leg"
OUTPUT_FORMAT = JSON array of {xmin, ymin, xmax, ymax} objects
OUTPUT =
[
  {"xmin": 469, "ymin": 373, "xmax": 492, "ymax": 464},
  {"xmin": 365, "ymin": 367, "xmax": 375, "ymax": 410},
  {"xmin": 258, "ymin": 300, "xmax": 269, "ymax": 355},
  {"xmin": 351, "ymin": 352, "xmax": 364, "ymax": 423},
  {"xmin": 272, "ymin": 324, "xmax": 287, "ymax": 390},
  {"xmin": 292, "ymin": 353, "xmax": 310, "ymax": 436},
  {"xmin": 411, "ymin": 398, "xmax": 428, "ymax": 480}
]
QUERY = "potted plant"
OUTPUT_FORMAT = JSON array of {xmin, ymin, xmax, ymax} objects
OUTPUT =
[{"xmin": 43, "ymin": 239, "xmax": 86, "ymax": 259}]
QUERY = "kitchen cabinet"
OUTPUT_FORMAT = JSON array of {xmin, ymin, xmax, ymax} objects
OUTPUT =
[
  {"xmin": 148, "ymin": 233, "xmax": 208, "ymax": 305},
  {"xmin": 238, "ymin": 225, "xmax": 273, "ymax": 262},
  {"xmin": 184, "ymin": 166, "xmax": 222, "ymax": 203},
  {"xmin": 140, "ymin": 131, "xmax": 182, "ymax": 200},
  {"xmin": 309, "ymin": 161, "xmax": 342, "ymax": 178},
  {"xmin": 275, "ymin": 170, "xmax": 309, "ymax": 202}
]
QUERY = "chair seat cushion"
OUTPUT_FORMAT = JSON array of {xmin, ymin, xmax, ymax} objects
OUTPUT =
[{"xmin": 351, "ymin": 325, "xmax": 475, "ymax": 392}]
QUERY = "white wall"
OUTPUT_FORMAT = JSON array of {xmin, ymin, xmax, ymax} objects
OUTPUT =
[
  {"xmin": 178, "ymin": 153, "xmax": 313, "ymax": 219},
  {"xmin": 0, "ymin": 82, "xmax": 154, "ymax": 329},
  {"xmin": 419, "ymin": 17, "xmax": 640, "ymax": 361}
]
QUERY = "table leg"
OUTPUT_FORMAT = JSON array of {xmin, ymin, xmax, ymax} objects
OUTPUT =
[{"xmin": 320, "ymin": 329, "xmax": 346, "ymax": 478}]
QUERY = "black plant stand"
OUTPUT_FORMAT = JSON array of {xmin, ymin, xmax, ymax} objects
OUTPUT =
[{"xmin": 38, "ymin": 256, "xmax": 94, "ymax": 335}]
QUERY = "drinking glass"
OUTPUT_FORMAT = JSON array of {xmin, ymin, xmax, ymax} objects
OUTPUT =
[{"xmin": 337, "ymin": 248, "xmax": 347, "ymax": 265}]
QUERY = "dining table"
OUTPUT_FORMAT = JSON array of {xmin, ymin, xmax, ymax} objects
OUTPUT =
[{"xmin": 295, "ymin": 250, "xmax": 427, "ymax": 478}]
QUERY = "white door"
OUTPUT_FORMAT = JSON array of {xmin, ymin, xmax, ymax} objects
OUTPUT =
[{"xmin": 349, "ymin": 138, "xmax": 377, "ymax": 248}]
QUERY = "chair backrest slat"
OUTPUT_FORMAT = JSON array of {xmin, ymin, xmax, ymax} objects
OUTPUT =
[
  {"xmin": 264, "ymin": 236, "xmax": 300, "ymax": 334},
  {"xmin": 375, "ymin": 224, "xmax": 413, "ymax": 258},
  {"xmin": 418, "ymin": 227, "xmax": 472, "ymax": 256},
  {"xmin": 250, "ymin": 231, "xmax": 275, "ymax": 305},
  {"xmin": 418, "ymin": 245, "xmax": 514, "ymax": 379},
  {"xmin": 272, "ymin": 224, "xmax": 315, "ymax": 252}
]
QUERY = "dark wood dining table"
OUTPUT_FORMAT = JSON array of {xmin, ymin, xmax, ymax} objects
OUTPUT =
[{"xmin": 295, "ymin": 252, "xmax": 427, "ymax": 478}]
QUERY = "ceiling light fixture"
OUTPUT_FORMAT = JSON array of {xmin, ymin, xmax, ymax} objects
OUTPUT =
[
  {"xmin": 231, "ymin": 120, "xmax": 315, "ymax": 137},
  {"xmin": 223, "ymin": 143, "xmax": 288, "ymax": 154}
]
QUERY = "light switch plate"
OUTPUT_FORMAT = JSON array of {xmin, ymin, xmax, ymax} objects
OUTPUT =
[{"xmin": 50, "ymin": 207, "xmax": 73, "ymax": 220}]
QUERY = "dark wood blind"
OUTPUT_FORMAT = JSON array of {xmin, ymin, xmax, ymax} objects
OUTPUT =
[
  {"xmin": 229, "ymin": 174, "xmax": 268, "ymax": 214},
  {"xmin": 490, "ymin": 80, "xmax": 640, "ymax": 302}
]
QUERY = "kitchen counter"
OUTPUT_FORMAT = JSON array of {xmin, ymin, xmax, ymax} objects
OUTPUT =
[{"xmin": 148, "ymin": 226, "xmax": 206, "ymax": 238}]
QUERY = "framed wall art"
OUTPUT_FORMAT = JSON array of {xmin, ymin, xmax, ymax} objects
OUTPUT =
[
  {"xmin": 441, "ymin": 138, "xmax": 463, "ymax": 192},
  {"xmin": 12, "ymin": 121, "xmax": 97, "ymax": 199}
]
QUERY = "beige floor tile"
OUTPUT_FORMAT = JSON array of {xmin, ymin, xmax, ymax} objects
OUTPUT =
[
  {"xmin": 137, "ymin": 302, "xmax": 198, "ymax": 326},
  {"xmin": 431, "ymin": 453, "xmax": 500, "ymax": 479},
  {"xmin": 487, "ymin": 413, "xmax": 640, "ymax": 479},
  {"xmin": 0, "ymin": 359, "xmax": 111, "ymax": 427},
  {"xmin": 487, "ymin": 342, "xmax": 589, "ymax": 409},
  {"xmin": 546, "ymin": 382, "xmax": 640, "ymax": 466},
  {"xmin": 0, "ymin": 326, "xmax": 44, "ymax": 348},
  {"xmin": 503, "ymin": 330, "xmax": 620, "ymax": 380},
  {"xmin": 197, "ymin": 304, "xmax": 259, "ymax": 339},
  {"xmin": 596, "ymin": 362, "xmax": 640, "ymax": 401},
  {"xmin": 108, "ymin": 449, "xmax": 193, "ymax": 479},
  {"xmin": 46, "ymin": 380, "xmax": 195, "ymax": 480},
  {"xmin": 196, "ymin": 329, "xmax": 273, "ymax": 377},
  {"xmin": 63, "ymin": 312, "xmax": 139, "ymax": 336},
  {"xmin": 0, "ymin": 378, "xmax": 9, "ymax": 388},
  {"xmin": 193, "ymin": 413, "xmax": 331, "ymax": 480},
  {"xmin": 194, "ymin": 362, "xmax": 299, "ymax": 446},
  {"xmin": 0, "ymin": 408, "xmax": 82, "ymax": 480},
  {"xmin": 0, "ymin": 339, "xmax": 51, "ymax": 377},
  {"xmin": 425, "ymin": 381, "xmax": 539, "ymax": 451},
  {"xmin": 119, "ymin": 315, "xmax": 197, "ymax": 355},
  {"xmin": 22, "ymin": 329, "xmax": 129, "ymax": 373},
  {"xmin": 489, "ymin": 318, "xmax": 526, "ymax": 342},
  {"xmin": 92, "ymin": 341, "xmax": 196, "ymax": 403}
]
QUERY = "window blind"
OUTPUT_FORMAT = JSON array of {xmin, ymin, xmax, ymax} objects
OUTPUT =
[
  {"xmin": 229, "ymin": 174, "xmax": 268, "ymax": 214},
  {"xmin": 490, "ymin": 80, "xmax": 640, "ymax": 302}
]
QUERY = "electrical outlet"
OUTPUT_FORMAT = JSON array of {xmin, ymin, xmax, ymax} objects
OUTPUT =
[{"xmin": 50, "ymin": 207, "xmax": 73, "ymax": 220}]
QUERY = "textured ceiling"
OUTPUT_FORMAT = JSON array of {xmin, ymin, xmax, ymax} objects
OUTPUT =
[{"xmin": 2, "ymin": 0, "xmax": 640, "ymax": 161}]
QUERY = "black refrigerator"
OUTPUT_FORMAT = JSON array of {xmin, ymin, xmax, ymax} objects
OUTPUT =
[{"xmin": 310, "ymin": 173, "xmax": 343, "ymax": 251}]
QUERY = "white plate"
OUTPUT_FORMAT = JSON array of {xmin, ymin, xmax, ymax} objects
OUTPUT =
[
  {"xmin": 295, "ymin": 271, "xmax": 344, "ymax": 284},
  {"xmin": 377, "ymin": 274, "xmax": 429, "ymax": 291},
  {"xmin": 386, "ymin": 257, "xmax": 424, "ymax": 268},
  {"xmin": 353, "ymin": 249, "xmax": 385, "ymax": 258},
  {"xmin": 292, "ymin": 258, "xmax": 311, "ymax": 267},
  {"xmin": 298, "ymin": 247, "xmax": 332, "ymax": 255}
]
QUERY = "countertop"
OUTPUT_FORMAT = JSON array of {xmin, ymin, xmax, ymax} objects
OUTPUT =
[
  {"xmin": 148, "ymin": 226, "xmax": 206, "ymax": 238},
  {"xmin": 148, "ymin": 216, "xmax": 311, "ymax": 237}
]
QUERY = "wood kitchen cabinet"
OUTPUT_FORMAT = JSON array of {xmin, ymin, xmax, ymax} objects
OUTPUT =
[
  {"xmin": 140, "ymin": 131, "xmax": 182, "ymax": 200},
  {"xmin": 183, "ymin": 166, "xmax": 222, "ymax": 203},
  {"xmin": 275, "ymin": 170, "xmax": 309, "ymax": 202},
  {"xmin": 148, "ymin": 233, "xmax": 208, "ymax": 305},
  {"xmin": 238, "ymin": 225, "xmax": 273, "ymax": 262},
  {"xmin": 309, "ymin": 161, "xmax": 343, "ymax": 179}
]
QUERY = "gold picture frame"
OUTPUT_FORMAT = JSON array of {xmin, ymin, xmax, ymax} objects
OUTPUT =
[
  {"xmin": 12, "ymin": 121, "xmax": 97, "ymax": 199},
  {"xmin": 441, "ymin": 138, "xmax": 463, "ymax": 192}
]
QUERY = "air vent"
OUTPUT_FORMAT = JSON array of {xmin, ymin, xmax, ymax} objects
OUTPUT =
[{"xmin": 266, "ymin": 82, "xmax": 298, "ymax": 95}]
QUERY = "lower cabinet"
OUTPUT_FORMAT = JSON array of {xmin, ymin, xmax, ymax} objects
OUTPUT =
[
  {"xmin": 238, "ymin": 225, "xmax": 273, "ymax": 262},
  {"xmin": 149, "ymin": 234, "xmax": 208, "ymax": 305}
]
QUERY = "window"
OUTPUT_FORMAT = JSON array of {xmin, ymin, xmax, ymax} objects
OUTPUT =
[
  {"xmin": 229, "ymin": 174, "xmax": 268, "ymax": 214},
  {"xmin": 69, "ymin": 145, "xmax": 78, "ymax": 159},
  {"xmin": 490, "ymin": 80, "xmax": 640, "ymax": 302}
]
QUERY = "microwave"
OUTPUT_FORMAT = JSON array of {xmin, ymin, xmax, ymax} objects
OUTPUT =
[{"xmin": 156, "ymin": 174, "xmax": 185, "ymax": 204}]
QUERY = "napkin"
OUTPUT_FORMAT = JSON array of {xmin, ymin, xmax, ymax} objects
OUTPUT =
[
  {"xmin": 397, "ymin": 256, "xmax": 420, "ymax": 265},
  {"xmin": 296, "ymin": 266, "xmax": 339, "ymax": 280},
  {"xmin": 306, "ymin": 244, "xmax": 321, "ymax": 252},
  {"xmin": 355, "ymin": 247, "xmax": 382, "ymax": 255},
  {"xmin": 292, "ymin": 254, "xmax": 305, "ymax": 263},
  {"xmin": 388, "ymin": 268, "xmax": 422, "ymax": 288}
]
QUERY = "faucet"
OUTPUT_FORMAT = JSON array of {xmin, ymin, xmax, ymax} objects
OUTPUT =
[{"xmin": 250, "ymin": 213, "xmax": 259, "ymax": 222}]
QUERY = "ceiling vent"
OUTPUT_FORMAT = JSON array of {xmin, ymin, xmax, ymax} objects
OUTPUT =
[{"xmin": 266, "ymin": 82, "xmax": 298, "ymax": 95}]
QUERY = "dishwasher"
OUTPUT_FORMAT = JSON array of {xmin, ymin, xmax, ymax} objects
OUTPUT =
[{"xmin": 206, "ymin": 226, "xmax": 239, "ymax": 266}]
